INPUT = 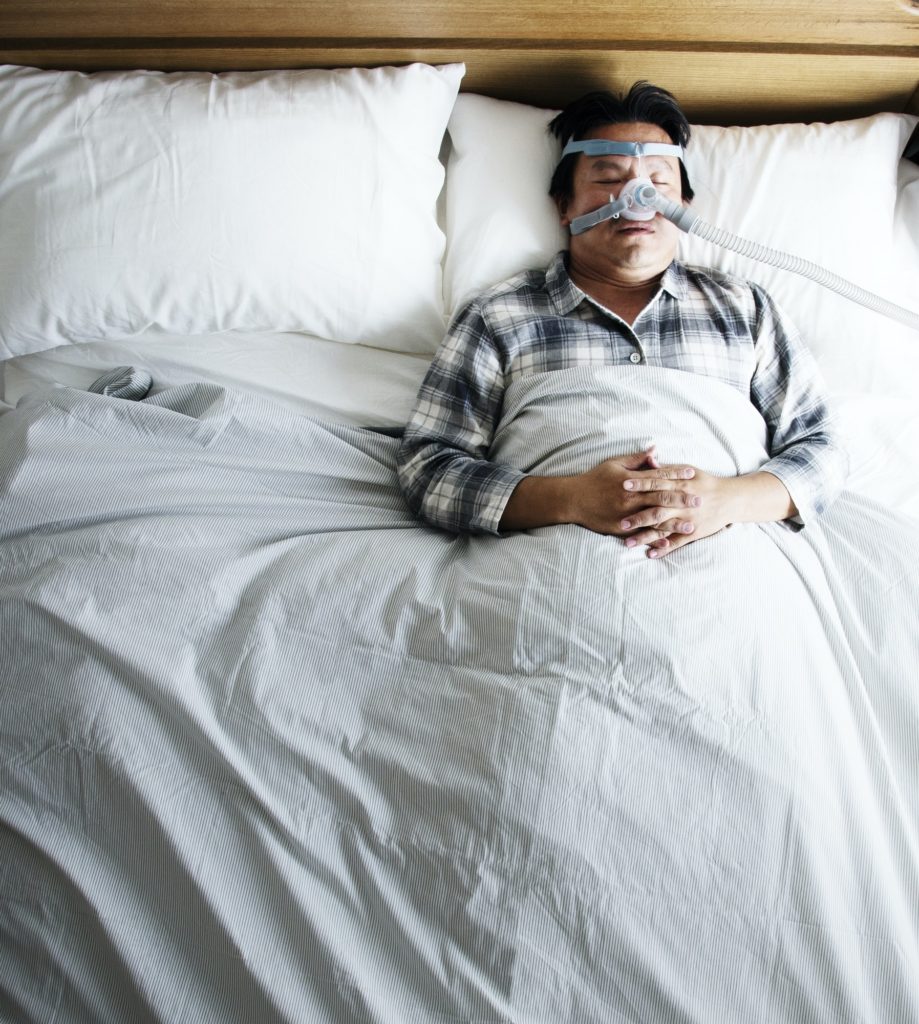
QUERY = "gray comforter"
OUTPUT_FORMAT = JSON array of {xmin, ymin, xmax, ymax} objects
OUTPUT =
[{"xmin": 2, "ymin": 368, "xmax": 918, "ymax": 1022}]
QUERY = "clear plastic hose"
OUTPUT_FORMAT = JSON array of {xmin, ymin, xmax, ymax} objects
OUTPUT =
[{"xmin": 636, "ymin": 185, "xmax": 919, "ymax": 332}]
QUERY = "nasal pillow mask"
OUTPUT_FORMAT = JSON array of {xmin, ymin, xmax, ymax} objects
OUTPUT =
[{"xmin": 561, "ymin": 139, "xmax": 919, "ymax": 332}]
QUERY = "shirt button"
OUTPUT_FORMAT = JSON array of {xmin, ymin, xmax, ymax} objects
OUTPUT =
[{"xmin": 629, "ymin": 352, "xmax": 642, "ymax": 364}]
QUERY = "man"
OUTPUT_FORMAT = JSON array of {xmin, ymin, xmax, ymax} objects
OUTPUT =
[{"xmin": 397, "ymin": 82, "xmax": 847, "ymax": 558}]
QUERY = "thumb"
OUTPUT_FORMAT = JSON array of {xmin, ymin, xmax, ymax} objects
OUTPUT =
[{"xmin": 620, "ymin": 444, "xmax": 658, "ymax": 470}]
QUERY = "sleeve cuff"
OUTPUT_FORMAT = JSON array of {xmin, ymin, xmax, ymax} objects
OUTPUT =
[
  {"xmin": 468, "ymin": 466, "xmax": 528, "ymax": 534},
  {"xmin": 757, "ymin": 460, "xmax": 814, "ymax": 529}
]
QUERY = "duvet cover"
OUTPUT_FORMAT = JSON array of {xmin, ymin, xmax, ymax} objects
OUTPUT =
[{"xmin": 1, "ymin": 367, "xmax": 918, "ymax": 1022}]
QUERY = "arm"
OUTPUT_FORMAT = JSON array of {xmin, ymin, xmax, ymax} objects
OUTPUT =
[
  {"xmin": 620, "ymin": 287, "xmax": 847, "ymax": 557},
  {"xmin": 500, "ymin": 445, "xmax": 701, "ymax": 533},
  {"xmin": 397, "ymin": 300, "xmax": 523, "ymax": 534},
  {"xmin": 748, "ymin": 289, "xmax": 849, "ymax": 524},
  {"xmin": 398, "ymin": 302, "xmax": 702, "ymax": 535},
  {"xmin": 617, "ymin": 467, "xmax": 796, "ymax": 558}
]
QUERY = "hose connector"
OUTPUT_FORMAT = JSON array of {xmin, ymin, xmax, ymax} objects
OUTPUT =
[
  {"xmin": 631, "ymin": 182, "xmax": 700, "ymax": 233},
  {"xmin": 566, "ymin": 175, "xmax": 919, "ymax": 331},
  {"xmin": 630, "ymin": 183, "xmax": 919, "ymax": 332}
]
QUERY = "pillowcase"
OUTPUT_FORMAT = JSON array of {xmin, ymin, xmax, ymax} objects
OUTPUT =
[
  {"xmin": 674, "ymin": 114, "xmax": 917, "ymax": 368},
  {"xmin": 678, "ymin": 115, "xmax": 919, "ymax": 511},
  {"xmin": 443, "ymin": 93, "xmax": 568, "ymax": 315},
  {"xmin": 895, "ymin": 154, "xmax": 919, "ymax": 284},
  {"xmin": 443, "ymin": 94, "xmax": 919, "ymax": 513},
  {"xmin": 445, "ymin": 93, "xmax": 914, "ymax": 323},
  {"xmin": 0, "ymin": 62, "xmax": 464, "ymax": 359}
]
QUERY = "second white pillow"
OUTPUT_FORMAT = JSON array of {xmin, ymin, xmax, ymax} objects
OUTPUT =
[{"xmin": 0, "ymin": 62, "xmax": 465, "ymax": 359}]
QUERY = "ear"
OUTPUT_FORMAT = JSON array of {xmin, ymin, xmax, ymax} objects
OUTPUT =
[{"xmin": 555, "ymin": 195, "xmax": 571, "ymax": 227}]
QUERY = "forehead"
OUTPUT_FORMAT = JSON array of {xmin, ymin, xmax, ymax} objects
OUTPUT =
[
  {"xmin": 579, "ymin": 121, "xmax": 679, "ymax": 174},
  {"xmin": 585, "ymin": 121, "xmax": 673, "ymax": 146}
]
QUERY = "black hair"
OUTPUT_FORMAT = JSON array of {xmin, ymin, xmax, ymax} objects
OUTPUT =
[{"xmin": 548, "ymin": 82, "xmax": 694, "ymax": 202}]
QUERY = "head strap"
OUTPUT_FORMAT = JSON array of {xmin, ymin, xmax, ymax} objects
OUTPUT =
[{"xmin": 560, "ymin": 140, "xmax": 684, "ymax": 159}]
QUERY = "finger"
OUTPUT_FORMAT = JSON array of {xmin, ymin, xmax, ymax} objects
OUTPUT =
[
  {"xmin": 625, "ymin": 528, "xmax": 669, "ymax": 548},
  {"xmin": 620, "ymin": 506, "xmax": 697, "ymax": 532},
  {"xmin": 656, "ymin": 519, "xmax": 695, "ymax": 536},
  {"xmin": 620, "ymin": 505, "xmax": 669, "ymax": 533},
  {"xmin": 626, "ymin": 519, "xmax": 694, "ymax": 547},
  {"xmin": 632, "ymin": 490, "xmax": 702, "ymax": 509},
  {"xmin": 619, "ymin": 444, "xmax": 659, "ymax": 471},
  {"xmin": 618, "ymin": 509, "xmax": 672, "ymax": 548},
  {"xmin": 648, "ymin": 531, "xmax": 696, "ymax": 559},
  {"xmin": 623, "ymin": 469, "xmax": 696, "ymax": 491}
]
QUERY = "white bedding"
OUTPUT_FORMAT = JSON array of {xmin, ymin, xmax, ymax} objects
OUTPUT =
[
  {"xmin": 2, "ymin": 371, "xmax": 918, "ymax": 1022},
  {"xmin": 0, "ymin": 332, "xmax": 431, "ymax": 428},
  {"xmin": 0, "ymin": 63, "xmax": 464, "ymax": 357},
  {"xmin": 2, "ymin": 60, "xmax": 919, "ymax": 1024},
  {"xmin": 5, "ymin": 323, "xmax": 918, "ymax": 517}
]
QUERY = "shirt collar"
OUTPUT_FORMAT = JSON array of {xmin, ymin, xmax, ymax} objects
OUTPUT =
[
  {"xmin": 546, "ymin": 250, "xmax": 689, "ymax": 314},
  {"xmin": 660, "ymin": 260, "xmax": 689, "ymax": 301}
]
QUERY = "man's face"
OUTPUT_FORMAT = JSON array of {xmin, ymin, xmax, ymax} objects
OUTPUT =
[{"xmin": 557, "ymin": 121, "xmax": 685, "ymax": 284}]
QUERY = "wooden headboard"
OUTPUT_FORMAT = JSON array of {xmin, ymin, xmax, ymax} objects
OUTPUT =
[{"xmin": 1, "ymin": 0, "xmax": 917, "ymax": 125}]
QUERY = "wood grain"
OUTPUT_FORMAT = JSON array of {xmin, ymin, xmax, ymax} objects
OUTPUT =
[
  {"xmin": 1, "ymin": 45, "xmax": 916, "ymax": 124},
  {"xmin": 1, "ymin": 0, "xmax": 917, "ymax": 123},
  {"xmin": 2, "ymin": 0, "xmax": 918, "ymax": 49}
]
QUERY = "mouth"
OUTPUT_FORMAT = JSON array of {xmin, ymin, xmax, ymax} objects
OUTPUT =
[{"xmin": 617, "ymin": 223, "xmax": 655, "ymax": 235}]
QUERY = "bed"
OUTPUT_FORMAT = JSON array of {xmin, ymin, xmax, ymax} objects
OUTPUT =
[{"xmin": 1, "ymin": 2, "xmax": 919, "ymax": 1021}]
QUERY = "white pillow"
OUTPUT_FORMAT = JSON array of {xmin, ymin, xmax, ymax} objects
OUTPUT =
[
  {"xmin": 676, "ymin": 116, "xmax": 918, "ymax": 372},
  {"xmin": 445, "ymin": 94, "xmax": 915, "ymax": 323},
  {"xmin": 678, "ymin": 115, "xmax": 919, "ymax": 511},
  {"xmin": 895, "ymin": 155, "xmax": 919, "ymax": 287},
  {"xmin": 444, "ymin": 95, "xmax": 919, "ymax": 512},
  {"xmin": 0, "ymin": 62, "xmax": 464, "ymax": 359},
  {"xmin": 443, "ymin": 93, "xmax": 567, "ymax": 314}
]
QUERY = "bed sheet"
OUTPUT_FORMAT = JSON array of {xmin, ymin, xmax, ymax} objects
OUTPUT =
[
  {"xmin": 0, "ymin": 331, "xmax": 432, "ymax": 429},
  {"xmin": 2, "ymin": 371, "xmax": 918, "ymax": 1022},
  {"xmin": 4, "ymin": 324, "xmax": 918, "ymax": 521}
]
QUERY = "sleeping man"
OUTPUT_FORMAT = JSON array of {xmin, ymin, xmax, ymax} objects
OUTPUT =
[{"xmin": 396, "ymin": 82, "xmax": 847, "ymax": 558}]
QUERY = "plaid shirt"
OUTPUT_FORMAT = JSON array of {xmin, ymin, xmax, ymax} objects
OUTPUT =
[{"xmin": 397, "ymin": 252, "xmax": 848, "ymax": 534}]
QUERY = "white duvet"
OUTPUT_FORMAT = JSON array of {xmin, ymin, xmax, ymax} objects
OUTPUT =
[{"xmin": 1, "ymin": 368, "xmax": 918, "ymax": 1022}]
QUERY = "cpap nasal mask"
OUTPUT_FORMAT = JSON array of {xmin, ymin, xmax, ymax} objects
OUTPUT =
[
  {"xmin": 561, "ymin": 139, "xmax": 919, "ymax": 332},
  {"xmin": 563, "ymin": 139, "xmax": 679, "ymax": 232}
]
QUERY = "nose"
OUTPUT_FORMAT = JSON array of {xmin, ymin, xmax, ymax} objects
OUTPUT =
[
  {"xmin": 622, "ymin": 158, "xmax": 646, "ymax": 183},
  {"xmin": 607, "ymin": 160, "xmax": 648, "ymax": 200},
  {"xmin": 617, "ymin": 176, "xmax": 657, "ymax": 222}
]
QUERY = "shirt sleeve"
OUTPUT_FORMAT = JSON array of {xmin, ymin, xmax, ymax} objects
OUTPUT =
[
  {"xmin": 396, "ymin": 299, "xmax": 526, "ymax": 534},
  {"xmin": 749, "ymin": 286, "xmax": 849, "ymax": 526}
]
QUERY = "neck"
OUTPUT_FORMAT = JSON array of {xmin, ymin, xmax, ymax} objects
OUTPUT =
[{"xmin": 568, "ymin": 260, "xmax": 665, "ymax": 324}]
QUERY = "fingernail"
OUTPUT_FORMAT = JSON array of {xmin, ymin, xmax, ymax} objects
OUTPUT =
[
  {"xmin": 682, "ymin": 523, "xmax": 694, "ymax": 533},
  {"xmin": 626, "ymin": 538, "xmax": 637, "ymax": 548},
  {"xmin": 693, "ymin": 497, "xmax": 702, "ymax": 507},
  {"xmin": 648, "ymin": 549, "xmax": 659, "ymax": 559},
  {"xmin": 621, "ymin": 519, "xmax": 631, "ymax": 529},
  {"xmin": 623, "ymin": 480, "xmax": 635, "ymax": 490}
]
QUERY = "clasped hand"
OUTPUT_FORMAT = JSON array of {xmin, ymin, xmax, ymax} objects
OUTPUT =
[{"xmin": 576, "ymin": 445, "xmax": 736, "ymax": 559}]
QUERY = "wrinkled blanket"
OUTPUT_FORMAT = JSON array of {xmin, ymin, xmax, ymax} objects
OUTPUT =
[{"xmin": 1, "ymin": 369, "xmax": 918, "ymax": 1023}]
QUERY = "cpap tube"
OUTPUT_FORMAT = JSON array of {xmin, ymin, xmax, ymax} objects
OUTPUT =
[{"xmin": 627, "ymin": 182, "xmax": 919, "ymax": 332}]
